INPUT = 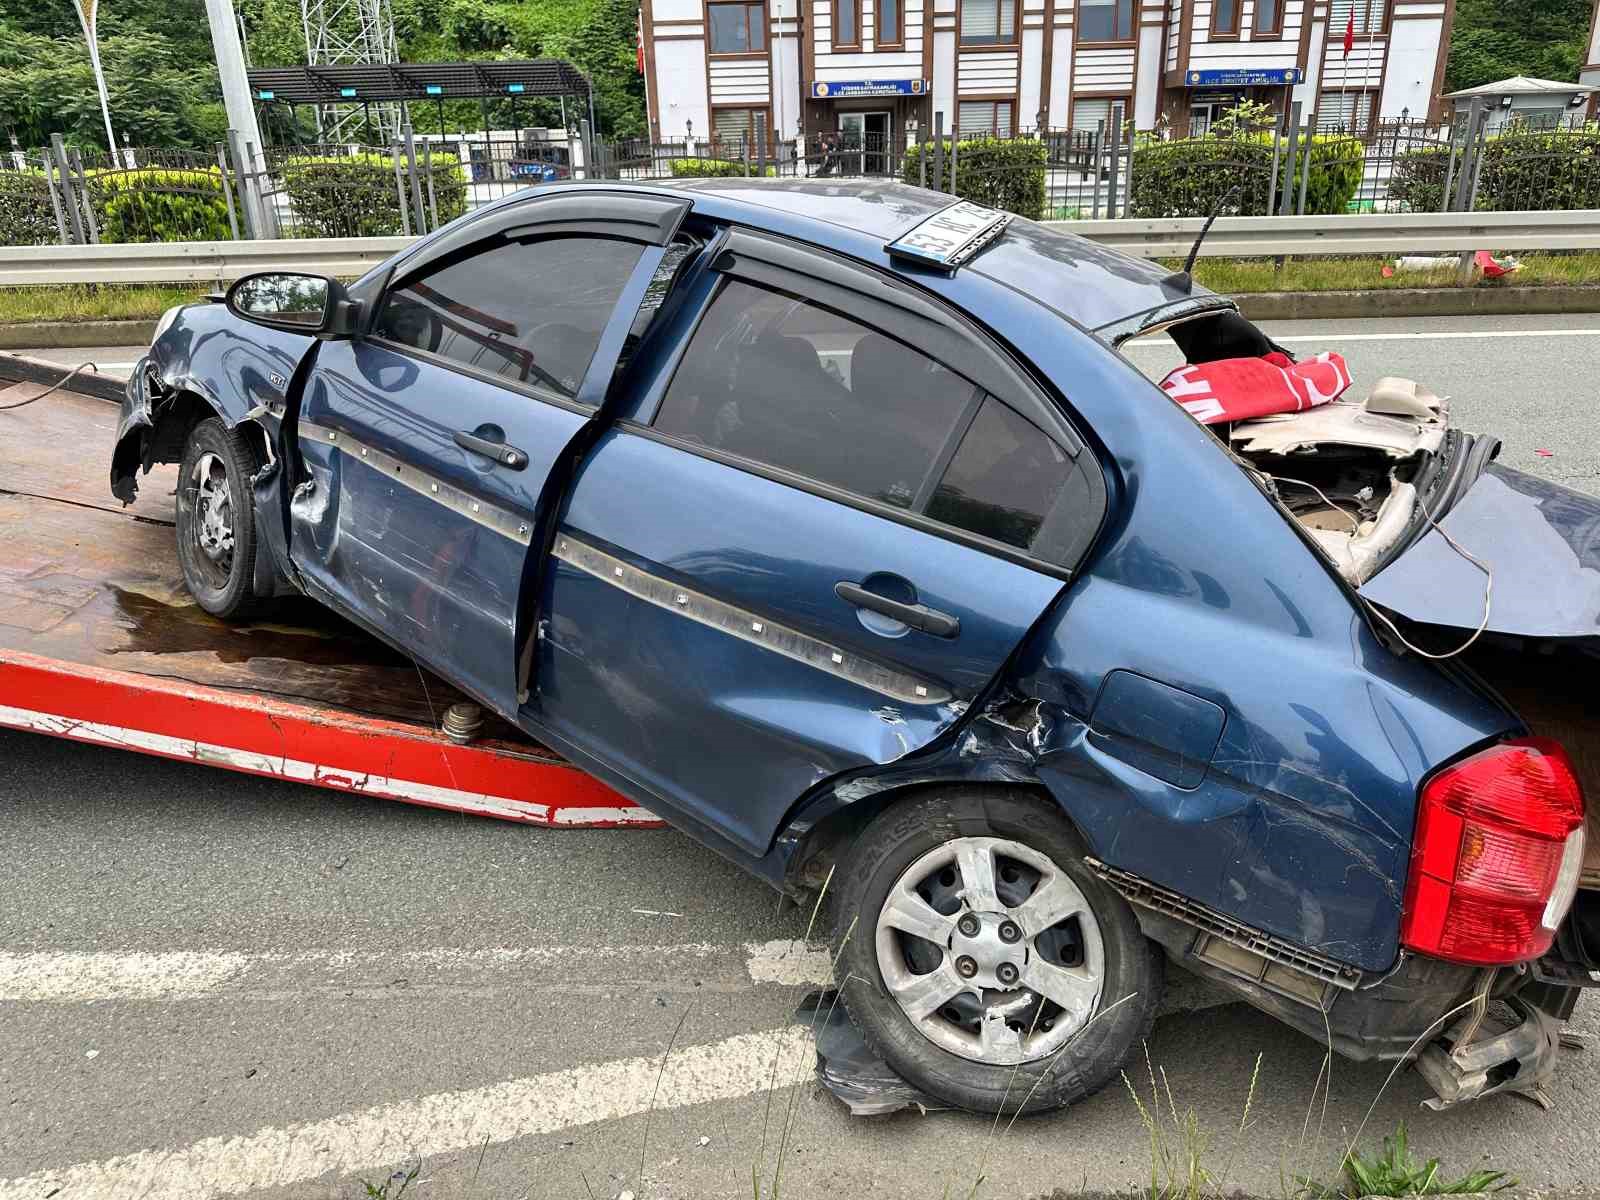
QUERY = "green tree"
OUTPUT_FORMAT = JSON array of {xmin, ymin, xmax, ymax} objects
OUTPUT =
[
  {"xmin": 0, "ymin": 19, "xmax": 224, "ymax": 153},
  {"xmin": 1445, "ymin": 0, "xmax": 1594, "ymax": 95}
]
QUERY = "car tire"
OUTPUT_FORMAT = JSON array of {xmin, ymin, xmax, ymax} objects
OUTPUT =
[
  {"xmin": 833, "ymin": 786, "xmax": 1162, "ymax": 1115},
  {"xmin": 175, "ymin": 416, "xmax": 266, "ymax": 621}
]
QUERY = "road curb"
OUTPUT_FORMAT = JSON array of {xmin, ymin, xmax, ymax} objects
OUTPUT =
[
  {"xmin": 0, "ymin": 351, "xmax": 125, "ymax": 403},
  {"xmin": 0, "ymin": 319, "xmax": 158, "ymax": 350},
  {"xmin": 1234, "ymin": 285, "xmax": 1600, "ymax": 320}
]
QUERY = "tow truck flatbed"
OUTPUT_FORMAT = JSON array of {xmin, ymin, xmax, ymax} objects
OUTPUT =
[{"xmin": 0, "ymin": 358, "xmax": 656, "ymax": 828}]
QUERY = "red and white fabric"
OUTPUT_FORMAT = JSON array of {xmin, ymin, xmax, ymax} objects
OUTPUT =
[{"xmin": 1159, "ymin": 351, "xmax": 1353, "ymax": 425}]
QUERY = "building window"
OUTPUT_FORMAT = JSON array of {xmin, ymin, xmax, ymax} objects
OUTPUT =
[
  {"xmin": 878, "ymin": 0, "xmax": 902, "ymax": 44},
  {"xmin": 836, "ymin": 0, "xmax": 860, "ymax": 45},
  {"xmin": 1252, "ymin": 0, "xmax": 1284, "ymax": 36},
  {"xmin": 1071, "ymin": 96, "xmax": 1129, "ymax": 135},
  {"xmin": 712, "ymin": 106, "xmax": 772, "ymax": 152},
  {"xmin": 708, "ymin": 2, "xmax": 766, "ymax": 53},
  {"xmin": 1211, "ymin": 0, "xmax": 1239, "ymax": 36},
  {"xmin": 959, "ymin": 99, "xmax": 1015, "ymax": 136},
  {"xmin": 959, "ymin": 0, "xmax": 1017, "ymax": 46},
  {"xmin": 1078, "ymin": 0, "xmax": 1133, "ymax": 42},
  {"xmin": 1318, "ymin": 90, "xmax": 1375, "ymax": 133},
  {"xmin": 1327, "ymin": 0, "xmax": 1387, "ymax": 35}
]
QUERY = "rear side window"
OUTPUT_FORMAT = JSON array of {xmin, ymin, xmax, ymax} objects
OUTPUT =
[
  {"xmin": 374, "ymin": 236, "xmax": 645, "ymax": 402},
  {"xmin": 654, "ymin": 277, "xmax": 1082, "ymax": 562},
  {"xmin": 654, "ymin": 278, "xmax": 976, "ymax": 510},
  {"xmin": 928, "ymin": 397, "xmax": 1073, "ymax": 551}
]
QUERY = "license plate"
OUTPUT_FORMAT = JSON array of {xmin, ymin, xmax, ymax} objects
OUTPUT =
[{"xmin": 886, "ymin": 201, "xmax": 1012, "ymax": 272}]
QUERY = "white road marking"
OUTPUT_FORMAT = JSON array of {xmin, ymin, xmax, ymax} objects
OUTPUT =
[
  {"xmin": 744, "ymin": 938, "xmax": 837, "ymax": 986},
  {"xmin": 0, "ymin": 1027, "xmax": 816, "ymax": 1200},
  {"xmin": 1124, "ymin": 328, "xmax": 1600, "ymax": 348},
  {"xmin": 0, "ymin": 942, "xmax": 835, "ymax": 1002},
  {"xmin": 0, "ymin": 952, "xmax": 249, "ymax": 1001}
]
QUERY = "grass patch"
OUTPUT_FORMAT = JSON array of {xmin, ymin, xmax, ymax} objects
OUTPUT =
[
  {"xmin": 0, "ymin": 283, "xmax": 208, "ymax": 324},
  {"xmin": 1315, "ymin": 1124, "xmax": 1514, "ymax": 1198},
  {"xmin": 1186, "ymin": 251, "xmax": 1600, "ymax": 294}
]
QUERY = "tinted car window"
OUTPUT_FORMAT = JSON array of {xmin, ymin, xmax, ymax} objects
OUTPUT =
[
  {"xmin": 927, "ymin": 397, "xmax": 1073, "ymax": 551},
  {"xmin": 374, "ymin": 236, "xmax": 644, "ymax": 402},
  {"xmin": 654, "ymin": 279, "xmax": 977, "ymax": 509}
]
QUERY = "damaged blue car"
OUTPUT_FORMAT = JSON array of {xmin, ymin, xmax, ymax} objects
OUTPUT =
[{"xmin": 112, "ymin": 179, "xmax": 1599, "ymax": 1115}]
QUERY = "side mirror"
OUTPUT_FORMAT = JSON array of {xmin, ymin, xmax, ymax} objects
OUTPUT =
[{"xmin": 225, "ymin": 272, "xmax": 359, "ymax": 339}]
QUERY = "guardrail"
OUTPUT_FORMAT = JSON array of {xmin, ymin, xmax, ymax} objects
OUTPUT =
[
  {"xmin": 2, "ymin": 210, "xmax": 1597, "ymax": 287},
  {"xmin": 0, "ymin": 237, "xmax": 412, "ymax": 287}
]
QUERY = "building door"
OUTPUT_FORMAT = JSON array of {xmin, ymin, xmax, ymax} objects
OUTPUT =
[{"xmin": 839, "ymin": 111, "xmax": 893, "ymax": 175}]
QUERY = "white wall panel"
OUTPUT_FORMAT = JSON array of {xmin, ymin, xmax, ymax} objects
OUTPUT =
[
  {"xmin": 1379, "ymin": 16, "xmax": 1438, "ymax": 121},
  {"xmin": 1135, "ymin": 23, "xmax": 1162, "ymax": 127},
  {"xmin": 1020, "ymin": 28, "xmax": 1045, "ymax": 126},
  {"xmin": 654, "ymin": 38, "xmax": 710, "ymax": 139},
  {"xmin": 652, "ymin": 0, "xmax": 703, "ymax": 22},
  {"xmin": 1048, "ymin": 25, "xmax": 1073, "ymax": 125},
  {"xmin": 933, "ymin": 28, "xmax": 957, "ymax": 127},
  {"xmin": 709, "ymin": 60, "xmax": 771, "ymax": 103},
  {"xmin": 1073, "ymin": 47, "xmax": 1135, "ymax": 89}
]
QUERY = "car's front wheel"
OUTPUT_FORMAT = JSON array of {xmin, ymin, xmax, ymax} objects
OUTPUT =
[
  {"xmin": 175, "ymin": 416, "xmax": 265, "ymax": 621},
  {"xmin": 834, "ymin": 787, "xmax": 1162, "ymax": 1114}
]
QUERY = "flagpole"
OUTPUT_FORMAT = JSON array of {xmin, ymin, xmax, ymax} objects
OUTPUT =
[
  {"xmin": 1362, "ymin": 0, "xmax": 1375, "ymax": 135},
  {"xmin": 73, "ymin": 0, "xmax": 119, "ymax": 157}
]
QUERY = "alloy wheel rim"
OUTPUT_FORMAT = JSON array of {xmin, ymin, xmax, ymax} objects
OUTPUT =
[
  {"xmin": 874, "ymin": 836, "xmax": 1105, "ymax": 1065},
  {"xmin": 185, "ymin": 451, "xmax": 234, "ymax": 589}
]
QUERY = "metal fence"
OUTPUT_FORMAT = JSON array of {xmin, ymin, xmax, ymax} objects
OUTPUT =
[{"xmin": 7, "ymin": 104, "xmax": 1600, "ymax": 248}]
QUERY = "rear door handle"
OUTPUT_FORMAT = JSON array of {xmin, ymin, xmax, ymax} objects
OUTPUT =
[
  {"xmin": 454, "ymin": 429, "xmax": 528, "ymax": 470},
  {"xmin": 835, "ymin": 581, "xmax": 960, "ymax": 639}
]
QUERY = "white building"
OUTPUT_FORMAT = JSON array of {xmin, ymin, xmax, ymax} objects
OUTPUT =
[{"xmin": 639, "ymin": 0, "xmax": 1461, "ymax": 151}]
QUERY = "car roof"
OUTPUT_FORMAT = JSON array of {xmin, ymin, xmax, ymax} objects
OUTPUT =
[{"xmin": 656, "ymin": 178, "xmax": 1223, "ymax": 334}]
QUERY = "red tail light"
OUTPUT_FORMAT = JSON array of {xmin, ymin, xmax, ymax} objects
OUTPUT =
[{"xmin": 1401, "ymin": 737, "xmax": 1586, "ymax": 966}]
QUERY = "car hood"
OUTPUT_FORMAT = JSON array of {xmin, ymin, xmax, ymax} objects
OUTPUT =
[{"xmin": 1359, "ymin": 463, "xmax": 1600, "ymax": 643}]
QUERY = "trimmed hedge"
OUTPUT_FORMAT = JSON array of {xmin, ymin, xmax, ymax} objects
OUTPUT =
[
  {"xmin": 901, "ymin": 136, "xmax": 1048, "ymax": 219},
  {"xmin": 1128, "ymin": 132, "xmax": 1364, "ymax": 217},
  {"xmin": 88, "ymin": 167, "xmax": 233, "ymax": 243},
  {"xmin": 1475, "ymin": 126, "xmax": 1600, "ymax": 211},
  {"xmin": 1386, "ymin": 144, "xmax": 1449, "ymax": 212},
  {"xmin": 0, "ymin": 169, "xmax": 60, "ymax": 246},
  {"xmin": 1391, "ymin": 127, "xmax": 1600, "ymax": 212},
  {"xmin": 669, "ymin": 157, "xmax": 776, "ymax": 177},
  {"xmin": 280, "ymin": 152, "xmax": 467, "ymax": 238}
]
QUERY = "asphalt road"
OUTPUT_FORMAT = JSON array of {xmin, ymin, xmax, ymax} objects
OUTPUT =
[{"xmin": 6, "ymin": 314, "xmax": 1600, "ymax": 1200}]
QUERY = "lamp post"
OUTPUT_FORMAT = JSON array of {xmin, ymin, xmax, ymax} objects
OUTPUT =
[{"xmin": 71, "ymin": 0, "xmax": 119, "ymax": 155}]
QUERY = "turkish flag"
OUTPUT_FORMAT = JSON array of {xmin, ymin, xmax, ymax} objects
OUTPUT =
[
  {"xmin": 1159, "ymin": 352, "xmax": 1353, "ymax": 425},
  {"xmin": 637, "ymin": 10, "xmax": 645, "ymax": 73},
  {"xmin": 1342, "ymin": 10, "xmax": 1355, "ymax": 56}
]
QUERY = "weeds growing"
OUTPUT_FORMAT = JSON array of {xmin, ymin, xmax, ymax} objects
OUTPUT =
[{"xmin": 1315, "ymin": 1123, "xmax": 1514, "ymax": 1198}]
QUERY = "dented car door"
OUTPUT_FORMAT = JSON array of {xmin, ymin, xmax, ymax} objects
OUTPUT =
[
  {"xmin": 533, "ymin": 230, "xmax": 1108, "ymax": 854},
  {"xmin": 287, "ymin": 193, "xmax": 690, "ymax": 714}
]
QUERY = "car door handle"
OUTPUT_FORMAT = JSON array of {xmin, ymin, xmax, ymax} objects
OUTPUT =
[
  {"xmin": 454, "ymin": 429, "xmax": 528, "ymax": 470},
  {"xmin": 835, "ymin": 581, "xmax": 960, "ymax": 639}
]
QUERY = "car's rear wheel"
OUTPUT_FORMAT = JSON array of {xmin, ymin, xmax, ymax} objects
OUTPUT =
[
  {"xmin": 175, "ymin": 416, "xmax": 265, "ymax": 621},
  {"xmin": 834, "ymin": 787, "xmax": 1162, "ymax": 1114}
]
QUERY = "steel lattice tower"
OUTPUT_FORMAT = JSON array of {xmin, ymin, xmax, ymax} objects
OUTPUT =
[{"xmin": 300, "ymin": 0, "xmax": 400, "ymax": 141}]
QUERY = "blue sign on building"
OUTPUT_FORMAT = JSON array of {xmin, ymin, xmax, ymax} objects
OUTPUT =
[
  {"xmin": 811, "ymin": 79, "xmax": 926, "ymax": 99},
  {"xmin": 1185, "ymin": 67, "xmax": 1303, "ymax": 87}
]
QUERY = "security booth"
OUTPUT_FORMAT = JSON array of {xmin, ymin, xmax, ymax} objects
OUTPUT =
[{"xmin": 806, "ymin": 79, "xmax": 930, "ymax": 175}]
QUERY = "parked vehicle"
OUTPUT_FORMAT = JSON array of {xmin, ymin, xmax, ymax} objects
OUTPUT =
[{"xmin": 111, "ymin": 179, "xmax": 1597, "ymax": 1115}]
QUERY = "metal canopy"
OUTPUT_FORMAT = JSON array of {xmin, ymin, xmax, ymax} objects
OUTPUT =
[{"xmin": 248, "ymin": 60, "xmax": 592, "ymax": 104}]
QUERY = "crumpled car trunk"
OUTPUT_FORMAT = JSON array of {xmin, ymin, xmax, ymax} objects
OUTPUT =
[{"xmin": 1148, "ymin": 310, "xmax": 1600, "ymax": 894}]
